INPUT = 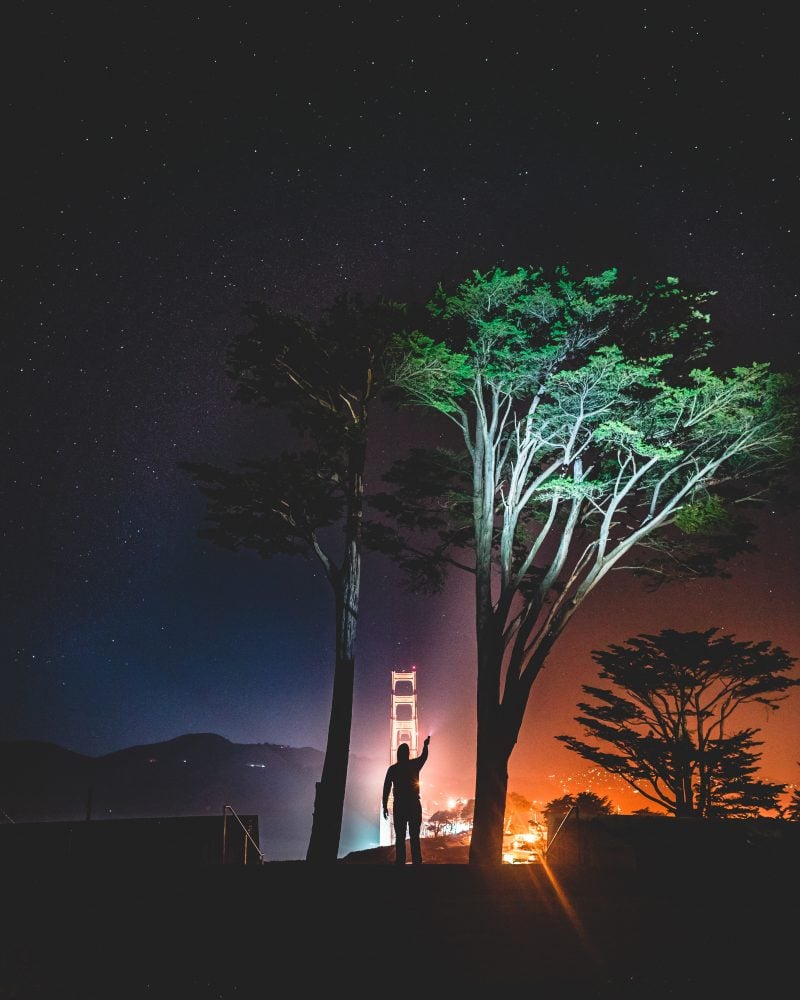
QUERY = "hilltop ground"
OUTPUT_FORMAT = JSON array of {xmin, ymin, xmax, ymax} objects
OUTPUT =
[
  {"xmin": 341, "ymin": 831, "xmax": 472, "ymax": 864},
  {"xmin": 3, "ymin": 828, "xmax": 796, "ymax": 998}
]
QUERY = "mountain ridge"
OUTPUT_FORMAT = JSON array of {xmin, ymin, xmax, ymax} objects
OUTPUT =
[{"xmin": 0, "ymin": 733, "xmax": 381, "ymax": 860}]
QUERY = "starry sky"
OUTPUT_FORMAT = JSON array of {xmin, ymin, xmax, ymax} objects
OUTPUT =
[{"xmin": 4, "ymin": 4, "xmax": 799, "ymax": 815}]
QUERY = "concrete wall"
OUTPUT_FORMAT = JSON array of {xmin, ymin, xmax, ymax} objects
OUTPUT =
[
  {"xmin": 0, "ymin": 814, "xmax": 262, "ymax": 868},
  {"xmin": 545, "ymin": 813, "xmax": 800, "ymax": 871}
]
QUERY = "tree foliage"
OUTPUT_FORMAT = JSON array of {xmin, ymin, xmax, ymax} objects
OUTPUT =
[
  {"xmin": 379, "ymin": 264, "xmax": 798, "ymax": 864},
  {"xmin": 505, "ymin": 790, "xmax": 533, "ymax": 834},
  {"xmin": 426, "ymin": 798, "xmax": 474, "ymax": 837},
  {"xmin": 787, "ymin": 766, "xmax": 800, "ymax": 821},
  {"xmin": 557, "ymin": 629, "xmax": 798, "ymax": 818},
  {"xmin": 425, "ymin": 809, "xmax": 459, "ymax": 837},
  {"xmin": 543, "ymin": 791, "xmax": 616, "ymax": 821}
]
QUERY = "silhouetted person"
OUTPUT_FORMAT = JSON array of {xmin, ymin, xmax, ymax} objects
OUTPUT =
[{"xmin": 382, "ymin": 735, "xmax": 430, "ymax": 865}]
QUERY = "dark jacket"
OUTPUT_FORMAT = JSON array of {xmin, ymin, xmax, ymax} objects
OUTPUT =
[{"xmin": 382, "ymin": 742, "xmax": 428, "ymax": 812}]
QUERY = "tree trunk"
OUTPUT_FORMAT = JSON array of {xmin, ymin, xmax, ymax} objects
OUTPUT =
[
  {"xmin": 305, "ymin": 646, "xmax": 355, "ymax": 862},
  {"xmin": 467, "ymin": 587, "xmax": 548, "ymax": 865},
  {"xmin": 468, "ymin": 596, "xmax": 511, "ymax": 866},
  {"xmin": 469, "ymin": 730, "xmax": 510, "ymax": 865},
  {"xmin": 305, "ymin": 436, "xmax": 364, "ymax": 863}
]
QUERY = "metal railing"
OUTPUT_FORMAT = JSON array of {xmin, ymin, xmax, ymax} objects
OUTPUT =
[
  {"xmin": 222, "ymin": 804, "xmax": 266, "ymax": 865},
  {"xmin": 543, "ymin": 804, "xmax": 576, "ymax": 857}
]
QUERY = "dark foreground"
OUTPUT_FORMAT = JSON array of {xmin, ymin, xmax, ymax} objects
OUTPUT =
[{"xmin": 2, "ymin": 848, "xmax": 795, "ymax": 998}]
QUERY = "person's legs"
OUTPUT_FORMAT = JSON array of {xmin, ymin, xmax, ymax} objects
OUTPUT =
[
  {"xmin": 409, "ymin": 801, "xmax": 423, "ymax": 865},
  {"xmin": 393, "ymin": 813, "xmax": 407, "ymax": 865}
]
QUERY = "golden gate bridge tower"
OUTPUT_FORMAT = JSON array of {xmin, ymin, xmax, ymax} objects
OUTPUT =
[{"xmin": 379, "ymin": 665, "xmax": 420, "ymax": 847}]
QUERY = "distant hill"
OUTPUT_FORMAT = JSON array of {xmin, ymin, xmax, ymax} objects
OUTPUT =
[{"xmin": 0, "ymin": 734, "xmax": 381, "ymax": 860}]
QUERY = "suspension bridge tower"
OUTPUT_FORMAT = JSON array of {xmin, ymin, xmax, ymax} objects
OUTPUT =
[{"xmin": 380, "ymin": 665, "xmax": 420, "ymax": 846}]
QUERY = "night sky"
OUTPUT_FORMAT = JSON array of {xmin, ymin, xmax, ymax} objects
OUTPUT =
[{"xmin": 4, "ymin": 5, "xmax": 798, "ymax": 815}]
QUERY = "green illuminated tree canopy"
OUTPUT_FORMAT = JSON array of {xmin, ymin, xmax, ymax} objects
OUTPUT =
[{"xmin": 380, "ymin": 264, "xmax": 798, "ymax": 864}]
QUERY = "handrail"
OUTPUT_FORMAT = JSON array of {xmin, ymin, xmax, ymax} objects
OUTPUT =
[
  {"xmin": 222, "ymin": 804, "xmax": 266, "ymax": 864},
  {"xmin": 543, "ymin": 804, "xmax": 576, "ymax": 856}
]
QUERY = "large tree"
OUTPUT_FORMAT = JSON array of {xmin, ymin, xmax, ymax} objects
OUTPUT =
[
  {"xmin": 558, "ymin": 628, "xmax": 797, "ymax": 817},
  {"xmin": 180, "ymin": 292, "xmax": 409, "ymax": 863},
  {"xmin": 381, "ymin": 265, "xmax": 798, "ymax": 864}
]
